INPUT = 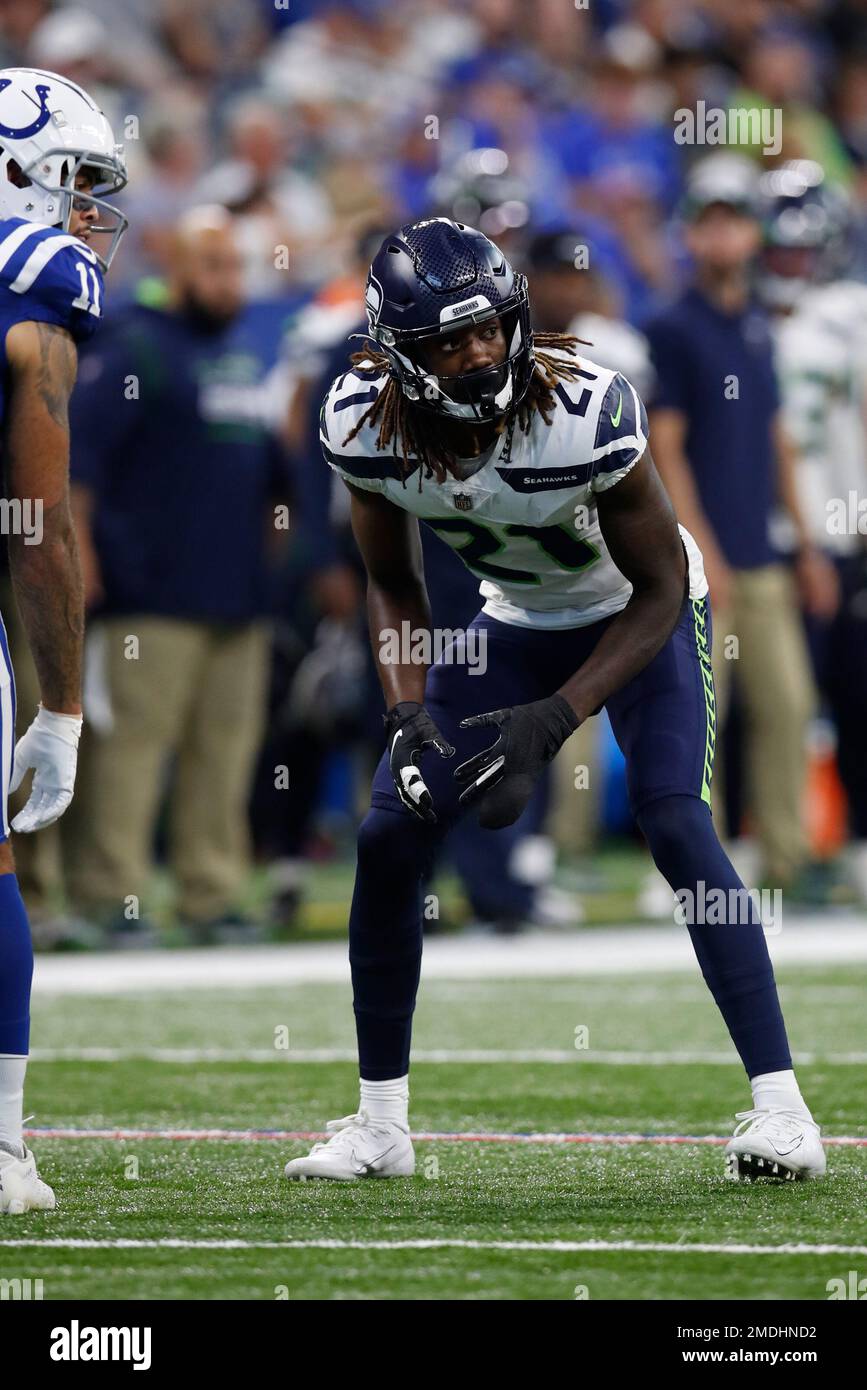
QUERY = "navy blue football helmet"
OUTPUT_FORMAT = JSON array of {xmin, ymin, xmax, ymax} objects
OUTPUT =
[{"xmin": 361, "ymin": 217, "xmax": 534, "ymax": 423}]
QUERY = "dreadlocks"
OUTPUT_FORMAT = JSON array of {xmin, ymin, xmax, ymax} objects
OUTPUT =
[{"xmin": 341, "ymin": 332, "xmax": 589, "ymax": 489}]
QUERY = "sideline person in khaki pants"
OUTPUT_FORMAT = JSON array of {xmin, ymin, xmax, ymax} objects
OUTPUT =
[
  {"xmin": 709, "ymin": 565, "xmax": 817, "ymax": 885},
  {"xmin": 65, "ymin": 619, "xmax": 269, "ymax": 929}
]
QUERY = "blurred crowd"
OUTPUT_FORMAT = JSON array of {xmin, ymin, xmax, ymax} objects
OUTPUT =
[{"xmin": 1, "ymin": 0, "xmax": 867, "ymax": 945}]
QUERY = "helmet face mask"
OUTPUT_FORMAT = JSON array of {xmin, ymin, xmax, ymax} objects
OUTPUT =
[
  {"xmin": 363, "ymin": 218, "xmax": 535, "ymax": 424},
  {"xmin": 389, "ymin": 295, "xmax": 531, "ymax": 422},
  {"xmin": 15, "ymin": 147, "xmax": 128, "ymax": 270},
  {"xmin": 0, "ymin": 68, "xmax": 128, "ymax": 272}
]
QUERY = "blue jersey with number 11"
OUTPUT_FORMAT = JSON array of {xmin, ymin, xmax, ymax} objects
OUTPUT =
[{"xmin": 0, "ymin": 216, "xmax": 104, "ymax": 424}]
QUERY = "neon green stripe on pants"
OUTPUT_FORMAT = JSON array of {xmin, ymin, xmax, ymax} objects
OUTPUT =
[{"xmin": 691, "ymin": 596, "xmax": 716, "ymax": 807}]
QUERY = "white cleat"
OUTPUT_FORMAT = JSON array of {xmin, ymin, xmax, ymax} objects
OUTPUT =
[
  {"xmin": 725, "ymin": 1108, "xmax": 826, "ymax": 1182},
  {"xmin": 283, "ymin": 1111, "xmax": 415, "ymax": 1182},
  {"xmin": 0, "ymin": 1146, "xmax": 56, "ymax": 1214}
]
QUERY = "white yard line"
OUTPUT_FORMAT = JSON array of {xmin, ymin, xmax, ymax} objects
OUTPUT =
[
  {"xmin": 30, "ymin": 917, "xmax": 867, "ymax": 996},
  {"xmin": 0, "ymin": 1236, "xmax": 865, "ymax": 1256},
  {"xmin": 22, "ymin": 1126, "xmax": 867, "ymax": 1147},
  {"xmin": 27, "ymin": 1046, "xmax": 867, "ymax": 1065}
]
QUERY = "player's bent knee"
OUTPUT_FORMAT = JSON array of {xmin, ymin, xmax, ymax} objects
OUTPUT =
[
  {"xmin": 356, "ymin": 805, "xmax": 435, "ymax": 876},
  {"xmin": 637, "ymin": 793, "xmax": 716, "ymax": 881}
]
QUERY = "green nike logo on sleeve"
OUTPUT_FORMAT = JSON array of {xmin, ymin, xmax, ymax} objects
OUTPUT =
[{"xmin": 609, "ymin": 391, "xmax": 623, "ymax": 428}]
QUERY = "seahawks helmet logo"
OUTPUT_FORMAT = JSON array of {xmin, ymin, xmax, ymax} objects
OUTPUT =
[
  {"xmin": 365, "ymin": 273, "xmax": 383, "ymax": 332},
  {"xmin": 0, "ymin": 79, "xmax": 53, "ymax": 139}
]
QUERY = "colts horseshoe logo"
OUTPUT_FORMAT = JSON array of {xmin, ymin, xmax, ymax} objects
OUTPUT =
[{"xmin": 0, "ymin": 80, "xmax": 53, "ymax": 139}]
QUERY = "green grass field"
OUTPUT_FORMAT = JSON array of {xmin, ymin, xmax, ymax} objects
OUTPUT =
[{"xmin": 1, "ymin": 963, "xmax": 864, "ymax": 1300}]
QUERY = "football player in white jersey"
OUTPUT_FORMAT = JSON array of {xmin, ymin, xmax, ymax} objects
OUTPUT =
[
  {"xmin": 283, "ymin": 218, "xmax": 825, "ymax": 1184},
  {"xmin": 760, "ymin": 161, "xmax": 867, "ymax": 901},
  {"xmin": 759, "ymin": 161, "xmax": 867, "ymax": 539}
]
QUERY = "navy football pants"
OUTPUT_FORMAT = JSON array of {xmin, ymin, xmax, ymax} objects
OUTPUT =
[{"xmin": 350, "ymin": 598, "xmax": 792, "ymax": 1081}]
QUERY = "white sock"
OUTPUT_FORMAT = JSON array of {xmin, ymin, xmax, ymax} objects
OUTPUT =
[
  {"xmin": 0, "ymin": 1055, "xmax": 27, "ymax": 1157},
  {"xmin": 750, "ymin": 1069, "xmax": 812, "ymax": 1120},
  {"xmin": 359, "ymin": 1075, "xmax": 409, "ymax": 1128}
]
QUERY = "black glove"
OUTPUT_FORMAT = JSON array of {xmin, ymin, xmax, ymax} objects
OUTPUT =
[
  {"xmin": 384, "ymin": 701, "xmax": 455, "ymax": 824},
  {"xmin": 453, "ymin": 694, "xmax": 579, "ymax": 829}
]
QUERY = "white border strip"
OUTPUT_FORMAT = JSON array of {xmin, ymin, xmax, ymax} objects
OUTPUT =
[
  {"xmin": 23, "ymin": 1126, "xmax": 867, "ymax": 1148},
  {"xmin": 0, "ymin": 1237, "xmax": 865, "ymax": 1256},
  {"xmin": 27, "ymin": 1047, "xmax": 867, "ymax": 1065},
  {"xmin": 31, "ymin": 919, "xmax": 867, "ymax": 994}
]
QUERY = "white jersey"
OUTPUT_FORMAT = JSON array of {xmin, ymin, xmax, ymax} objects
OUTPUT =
[
  {"xmin": 773, "ymin": 279, "xmax": 867, "ymax": 555},
  {"xmin": 321, "ymin": 350, "xmax": 707, "ymax": 629}
]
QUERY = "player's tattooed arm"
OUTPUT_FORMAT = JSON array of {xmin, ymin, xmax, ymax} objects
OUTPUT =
[
  {"xmin": 346, "ymin": 482, "xmax": 432, "ymax": 708},
  {"xmin": 556, "ymin": 449, "xmax": 686, "ymax": 722},
  {"xmin": 3, "ymin": 320, "xmax": 84, "ymax": 715}
]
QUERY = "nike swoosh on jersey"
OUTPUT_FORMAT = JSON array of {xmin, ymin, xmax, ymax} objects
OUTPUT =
[{"xmin": 609, "ymin": 391, "xmax": 623, "ymax": 428}]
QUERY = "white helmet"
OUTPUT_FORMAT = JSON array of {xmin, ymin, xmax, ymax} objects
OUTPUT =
[{"xmin": 0, "ymin": 67, "xmax": 127, "ymax": 271}]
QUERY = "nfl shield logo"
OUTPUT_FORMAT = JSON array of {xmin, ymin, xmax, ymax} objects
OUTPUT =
[{"xmin": 453, "ymin": 492, "xmax": 473, "ymax": 511}]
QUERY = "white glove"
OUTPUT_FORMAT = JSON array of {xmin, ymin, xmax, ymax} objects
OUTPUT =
[{"xmin": 9, "ymin": 705, "xmax": 83, "ymax": 833}]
